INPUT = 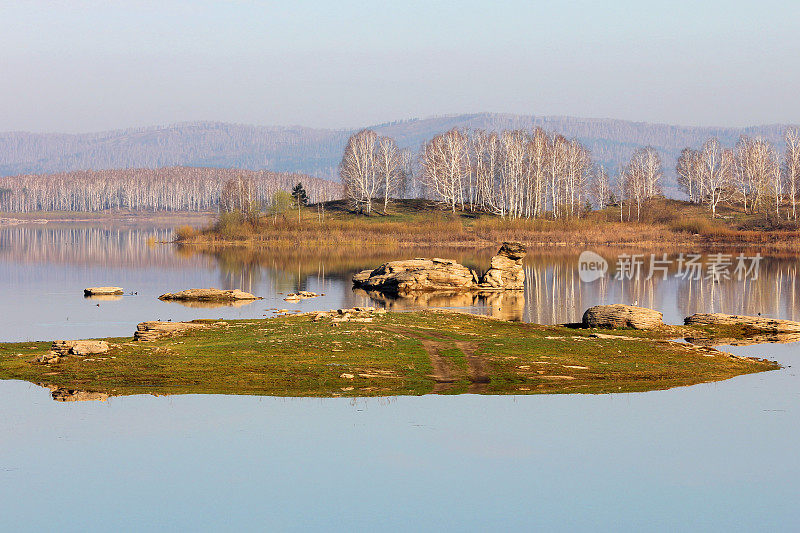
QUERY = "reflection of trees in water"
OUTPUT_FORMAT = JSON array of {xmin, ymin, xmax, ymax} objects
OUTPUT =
[
  {"xmin": 524, "ymin": 255, "xmax": 799, "ymax": 324},
  {"xmin": 212, "ymin": 248, "xmax": 800, "ymax": 323},
  {"xmin": 676, "ymin": 259, "xmax": 799, "ymax": 320},
  {"xmin": 1, "ymin": 225, "xmax": 198, "ymax": 269}
]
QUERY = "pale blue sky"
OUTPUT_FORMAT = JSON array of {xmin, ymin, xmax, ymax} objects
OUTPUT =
[{"xmin": 1, "ymin": 0, "xmax": 799, "ymax": 132}]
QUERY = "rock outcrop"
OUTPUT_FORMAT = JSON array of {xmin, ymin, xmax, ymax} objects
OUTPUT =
[
  {"xmin": 158, "ymin": 288, "xmax": 260, "ymax": 302},
  {"xmin": 84, "ymin": 287, "xmax": 123, "ymax": 296},
  {"xmin": 582, "ymin": 304, "xmax": 664, "ymax": 330},
  {"xmin": 134, "ymin": 320, "xmax": 213, "ymax": 341},
  {"xmin": 51, "ymin": 339, "xmax": 109, "ymax": 356},
  {"xmin": 685, "ymin": 313, "xmax": 800, "ymax": 333},
  {"xmin": 479, "ymin": 242, "xmax": 527, "ymax": 289},
  {"xmin": 34, "ymin": 339, "xmax": 110, "ymax": 363},
  {"xmin": 352, "ymin": 242, "xmax": 526, "ymax": 294}
]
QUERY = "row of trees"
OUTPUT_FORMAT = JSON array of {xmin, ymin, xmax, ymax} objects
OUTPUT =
[
  {"xmin": 341, "ymin": 127, "xmax": 663, "ymax": 220},
  {"xmin": 0, "ymin": 167, "xmax": 341, "ymax": 212},
  {"xmin": 677, "ymin": 131, "xmax": 800, "ymax": 219}
]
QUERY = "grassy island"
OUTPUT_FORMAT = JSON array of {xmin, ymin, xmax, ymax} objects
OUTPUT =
[{"xmin": 0, "ymin": 310, "xmax": 779, "ymax": 400}]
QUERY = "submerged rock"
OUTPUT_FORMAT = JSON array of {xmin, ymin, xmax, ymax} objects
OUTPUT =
[
  {"xmin": 685, "ymin": 313, "xmax": 800, "ymax": 333},
  {"xmin": 284, "ymin": 291, "xmax": 320, "ymax": 301},
  {"xmin": 84, "ymin": 286, "xmax": 123, "ymax": 296},
  {"xmin": 158, "ymin": 288, "xmax": 261, "ymax": 302},
  {"xmin": 352, "ymin": 242, "xmax": 527, "ymax": 294},
  {"xmin": 582, "ymin": 304, "xmax": 664, "ymax": 330}
]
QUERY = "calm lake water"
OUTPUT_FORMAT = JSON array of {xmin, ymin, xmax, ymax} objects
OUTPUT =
[{"xmin": 0, "ymin": 223, "xmax": 798, "ymax": 531}]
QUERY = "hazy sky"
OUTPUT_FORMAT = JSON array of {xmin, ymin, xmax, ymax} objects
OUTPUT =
[{"xmin": 2, "ymin": 0, "xmax": 799, "ymax": 132}]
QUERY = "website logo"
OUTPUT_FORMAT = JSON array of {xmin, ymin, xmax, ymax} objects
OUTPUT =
[{"xmin": 578, "ymin": 251, "xmax": 608, "ymax": 283}]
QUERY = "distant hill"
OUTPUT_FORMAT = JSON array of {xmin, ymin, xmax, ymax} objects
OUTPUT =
[{"xmin": 1, "ymin": 113, "xmax": 795, "ymax": 195}]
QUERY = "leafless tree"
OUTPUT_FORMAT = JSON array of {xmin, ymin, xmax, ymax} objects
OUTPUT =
[
  {"xmin": 621, "ymin": 147, "xmax": 662, "ymax": 220},
  {"xmin": 697, "ymin": 138, "xmax": 735, "ymax": 218},
  {"xmin": 374, "ymin": 136, "xmax": 404, "ymax": 212},
  {"xmin": 784, "ymin": 129, "xmax": 800, "ymax": 220},
  {"xmin": 420, "ymin": 128, "xmax": 470, "ymax": 212},
  {"xmin": 590, "ymin": 165, "xmax": 612, "ymax": 210},
  {"xmin": 734, "ymin": 136, "xmax": 780, "ymax": 215},
  {"xmin": 339, "ymin": 129, "xmax": 379, "ymax": 214}
]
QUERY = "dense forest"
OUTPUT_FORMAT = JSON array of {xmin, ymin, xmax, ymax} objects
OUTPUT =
[
  {"xmin": 1, "ymin": 114, "xmax": 795, "ymax": 194},
  {"xmin": 0, "ymin": 167, "xmax": 341, "ymax": 212}
]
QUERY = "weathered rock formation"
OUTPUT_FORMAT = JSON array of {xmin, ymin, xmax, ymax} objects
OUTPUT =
[
  {"xmin": 84, "ymin": 286, "xmax": 123, "ymax": 296},
  {"xmin": 479, "ymin": 241, "xmax": 527, "ymax": 289},
  {"xmin": 685, "ymin": 313, "xmax": 800, "ymax": 333},
  {"xmin": 34, "ymin": 339, "xmax": 110, "ymax": 363},
  {"xmin": 134, "ymin": 320, "xmax": 213, "ymax": 341},
  {"xmin": 51, "ymin": 339, "xmax": 110, "ymax": 356},
  {"xmin": 158, "ymin": 288, "xmax": 260, "ymax": 302},
  {"xmin": 582, "ymin": 304, "xmax": 664, "ymax": 330},
  {"xmin": 352, "ymin": 242, "xmax": 526, "ymax": 294}
]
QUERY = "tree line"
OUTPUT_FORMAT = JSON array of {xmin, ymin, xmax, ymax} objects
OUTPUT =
[
  {"xmin": 0, "ymin": 167, "xmax": 341, "ymax": 212},
  {"xmin": 340, "ymin": 125, "xmax": 800, "ymax": 221},
  {"xmin": 340, "ymin": 127, "xmax": 663, "ymax": 220},
  {"xmin": 677, "ymin": 130, "xmax": 800, "ymax": 219}
]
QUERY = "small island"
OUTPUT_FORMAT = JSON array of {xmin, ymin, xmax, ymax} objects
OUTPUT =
[{"xmin": 0, "ymin": 309, "xmax": 780, "ymax": 401}]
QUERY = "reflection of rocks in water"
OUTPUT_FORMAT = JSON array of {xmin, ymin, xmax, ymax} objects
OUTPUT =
[
  {"xmin": 166, "ymin": 299, "xmax": 256, "ymax": 309},
  {"xmin": 355, "ymin": 288, "xmax": 525, "ymax": 321},
  {"xmin": 685, "ymin": 332, "xmax": 800, "ymax": 347},
  {"xmin": 42, "ymin": 385, "xmax": 109, "ymax": 402},
  {"xmin": 83, "ymin": 294, "xmax": 123, "ymax": 302}
]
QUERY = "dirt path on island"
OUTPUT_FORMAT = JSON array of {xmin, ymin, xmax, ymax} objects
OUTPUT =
[{"xmin": 385, "ymin": 326, "xmax": 489, "ymax": 393}]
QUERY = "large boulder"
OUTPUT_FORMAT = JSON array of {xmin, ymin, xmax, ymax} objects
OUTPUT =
[
  {"xmin": 685, "ymin": 313, "xmax": 800, "ymax": 333},
  {"xmin": 582, "ymin": 304, "xmax": 664, "ymax": 330},
  {"xmin": 158, "ymin": 288, "xmax": 260, "ymax": 301},
  {"xmin": 51, "ymin": 340, "xmax": 109, "ymax": 356},
  {"xmin": 480, "ymin": 242, "xmax": 526, "ymax": 289},
  {"xmin": 352, "ymin": 242, "xmax": 527, "ymax": 294}
]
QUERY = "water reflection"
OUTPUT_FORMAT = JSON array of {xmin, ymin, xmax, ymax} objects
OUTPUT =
[
  {"xmin": 355, "ymin": 288, "xmax": 526, "ymax": 321},
  {"xmin": 83, "ymin": 294, "xmax": 123, "ymax": 302},
  {"xmin": 2, "ymin": 224, "xmax": 800, "ymax": 342},
  {"xmin": 165, "ymin": 299, "xmax": 258, "ymax": 309}
]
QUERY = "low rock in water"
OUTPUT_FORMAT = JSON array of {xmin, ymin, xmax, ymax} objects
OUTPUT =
[
  {"xmin": 84, "ymin": 286, "xmax": 123, "ymax": 296},
  {"xmin": 685, "ymin": 313, "xmax": 800, "ymax": 333},
  {"xmin": 158, "ymin": 288, "xmax": 261, "ymax": 301}
]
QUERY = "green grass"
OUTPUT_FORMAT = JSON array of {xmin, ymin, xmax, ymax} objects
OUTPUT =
[{"xmin": 0, "ymin": 311, "xmax": 780, "ymax": 400}]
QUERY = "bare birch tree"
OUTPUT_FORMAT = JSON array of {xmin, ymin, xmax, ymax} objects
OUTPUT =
[
  {"xmin": 784, "ymin": 128, "xmax": 800, "ymax": 220},
  {"xmin": 420, "ymin": 128, "xmax": 470, "ymax": 212},
  {"xmin": 374, "ymin": 136, "xmax": 403, "ymax": 211},
  {"xmin": 339, "ymin": 129, "xmax": 379, "ymax": 215}
]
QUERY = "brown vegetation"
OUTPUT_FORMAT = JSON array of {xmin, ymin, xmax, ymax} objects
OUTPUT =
[{"xmin": 177, "ymin": 198, "xmax": 800, "ymax": 251}]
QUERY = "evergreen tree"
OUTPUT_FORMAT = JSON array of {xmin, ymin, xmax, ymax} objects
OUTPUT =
[{"xmin": 291, "ymin": 182, "xmax": 309, "ymax": 206}]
